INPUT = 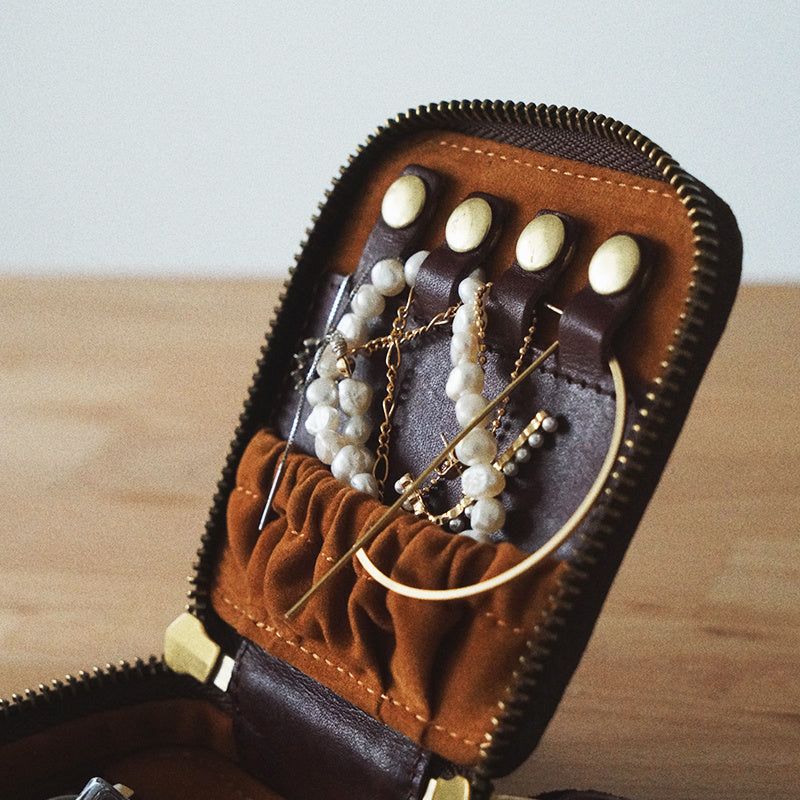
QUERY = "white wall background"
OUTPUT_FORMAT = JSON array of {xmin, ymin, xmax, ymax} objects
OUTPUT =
[{"xmin": 1, "ymin": 1, "xmax": 797, "ymax": 282}]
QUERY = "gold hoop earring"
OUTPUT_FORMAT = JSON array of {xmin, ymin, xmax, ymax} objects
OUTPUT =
[{"xmin": 354, "ymin": 355, "xmax": 626, "ymax": 601}]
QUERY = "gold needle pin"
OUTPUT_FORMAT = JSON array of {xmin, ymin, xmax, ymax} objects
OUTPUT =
[{"xmin": 284, "ymin": 339, "xmax": 560, "ymax": 620}]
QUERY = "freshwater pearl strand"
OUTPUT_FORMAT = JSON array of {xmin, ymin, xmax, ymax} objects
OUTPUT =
[
  {"xmin": 303, "ymin": 251, "xmax": 430, "ymax": 498},
  {"xmin": 446, "ymin": 277, "xmax": 507, "ymax": 543}
]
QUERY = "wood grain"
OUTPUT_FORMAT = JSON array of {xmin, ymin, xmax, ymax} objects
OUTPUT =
[{"xmin": 1, "ymin": 279, "xmax": 797, "ymax": 798}]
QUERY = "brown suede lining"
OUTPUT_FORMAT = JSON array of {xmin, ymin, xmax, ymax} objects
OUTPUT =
[
  {"xmin": 323, "ymin": 131, "xmax": 697, "ymax": 390},
  {"xmin": 213, "ymin": 430, "xmax": 567, "ymax": 765},
  {"xmin": 211, "ymin": 132, "xmax": 700, "ymax": 766},
  {"xmin": 107, "ymin": 747, "xmax": 282, "ymax": 800},
  {"xmin": 0, "ymin": 698, "xmax": 278, "ymax": 800}
]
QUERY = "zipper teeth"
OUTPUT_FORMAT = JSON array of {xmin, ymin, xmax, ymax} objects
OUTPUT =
[
  {"xmin": 0, "ymin": 657, "xmax": 164, "ymax": 722},
  {"xmin": 466, "ymin": 107, "xmax": 725, "ymax": 786},
  {"xmin": 185, "ymin": 99, "xmax": 722, "ymax": 780}
]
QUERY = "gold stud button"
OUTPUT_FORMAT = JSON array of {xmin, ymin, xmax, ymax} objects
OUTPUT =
[
  {"xmin": 588, "ymin": 234, "xmax": 641, "ymax": 295},
  {"xmin": 445, "ymin": 197, "xmax": 493, "ymax": 253},
  {"xmin": 515, "ymin": 213, "xmax": 566, "ymax": 271},
  {"xmin": 381, "ymin": 174, "xmax": 427, "ymax": 229}
]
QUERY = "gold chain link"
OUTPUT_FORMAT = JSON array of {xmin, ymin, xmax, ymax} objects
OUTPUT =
[
  {"xmin": 355, "ymin": 305, "xmax": 458, "ymax": 356},
  {"xmin": 474, "ymin": 282, "xmax": 491, "ymax": 368},
  {"xmin": 372, "ymin": 291, "xmax": 415, "ymax": 494},
  {"xmin": 489, "ymin": 313, "xmax": 537, "ymax": 435}
]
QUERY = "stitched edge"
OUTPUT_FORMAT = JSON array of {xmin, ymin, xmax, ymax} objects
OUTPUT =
[
  {"xmin": 231, "ymin": 480, "xmax": 530, "ymax": 748},
  {"xmin": 438, "ymin": 139, "xmax": 678, "ymax": 200},
  {"xmin": 233, "ymin": 486, "xmax": 336, "ymax": 564},
  {"xmin": 481, "ymin": 611, "xmax": 525, "ymax": 636},
  {"xmin": 219, "ymin": 595, "xmax": 481, "ymax": 748}
]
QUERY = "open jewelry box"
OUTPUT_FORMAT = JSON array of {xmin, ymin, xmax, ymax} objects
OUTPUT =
[{"xmin": 0, "ymin": 101, "xmax": 741, "ymax": 800}]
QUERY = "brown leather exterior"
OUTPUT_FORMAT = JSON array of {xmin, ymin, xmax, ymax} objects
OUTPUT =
[
  {"xmin": 210, "ymin": 127, "xmax": 720, "ymax": 775},
  {"xmin": 0, "ymin": 107, "xmax": 741, "ymax": 800}
]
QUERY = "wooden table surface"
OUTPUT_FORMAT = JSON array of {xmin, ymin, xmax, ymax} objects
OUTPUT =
[{"xmin": 0, "ymin": 279, "xmax": 797, "ymax": 799}]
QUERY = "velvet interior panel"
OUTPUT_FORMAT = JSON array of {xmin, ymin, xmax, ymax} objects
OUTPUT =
[
  {"xmin": 213, "ymin": 431, "xmax": 568, "ymax": 765},
  {"xmin": 0, "ymin": 699, "xmax": 269, "ymax": 800}
]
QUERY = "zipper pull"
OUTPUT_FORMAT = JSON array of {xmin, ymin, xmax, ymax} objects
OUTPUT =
[
  {"xmin": 164, "ymin": 612, "xmax": 235, "ymax": 691},
  {"xmin": 422, "ymin": 776, "xmax": 471, "ymax": 800}
]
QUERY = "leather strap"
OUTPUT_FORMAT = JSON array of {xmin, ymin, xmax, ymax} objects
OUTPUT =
[
  {"xmin": 557, "ymin": 234, "xmax": 650, "ymax": 390},
  {"xmin": 352, "ymin": 164, "xmax": 443, "ymax": 286},
  {"xmin": 230, "ymin": 639, "xmax": 435, "ymax": 800},
  {"xmin": 412, "ymin": 192, "xmax": 507, "ymax": 322},
  {"xmin": 484, "ymin": 210, "xmax": 577, "ymax": 351}
]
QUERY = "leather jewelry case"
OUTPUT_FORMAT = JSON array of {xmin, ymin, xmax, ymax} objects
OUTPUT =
[{"xmin": 0, "ymin": 100, "xmax": 742, "ymax": 800}]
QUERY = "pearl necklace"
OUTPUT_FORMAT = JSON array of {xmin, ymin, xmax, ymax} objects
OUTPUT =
[
  {"xmin": 445, "ymin": 276, "xmax": 506, "ymax": 543},
  {"xmin": 302, "ymin": 250, "xmax": 429, "ymax": 498},
  {"xmin": 392, "ymin": 275, "xmax": 558, "ymax": 544}
]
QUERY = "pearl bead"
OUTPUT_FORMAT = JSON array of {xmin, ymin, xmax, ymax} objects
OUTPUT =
[
  {"xmin": 515, "ymin": 213, "xmax": 565, "ymax": 272},
  {"xmin": 350, "ymin": 472, "xmax": 380, "ymax": 498},
  {"xmin": 527, "ymin": 432, "xmax": 544, "ymax": 448},
  {"xmin": 315, "ymin": 429, "xmax": 343, "ymax": 464},
  {"xmin": 336, "ymin": 313, "xmax": 368, "ymax": 347},
  {"xmin": 445, "ymin": 362, "xmax": 485, "ymax": 401},
  {"xmin": 343, "ymin": 414, "xmax": 371, "ymax": 444},
  {"xmin": 330, "ymin": 444, "xmax": 374, "ymax": 484},
  {"xmin": 403, "ymin": 250, "xmax": 429, "ymax": 287},
  {"xmin": 305, "ymin": 376, "xmax": 338, "ymax": 408},
  {"xmin": 514, "ymin": 447, "xmax": 531, "ymax": 463},
  {"xmin": 450, "ymin": 330, "xmax": 479, "ymax": 365},
  {"xmin": 502, "ymin": 462, "xmax": 518, "ymax": 477},
  {"xmin": 458, "ymin": 276, "xmax": 485, "ymax": 305},
  {"xmin": 315, "ymin": 346, "xmax": 340, "ymax": 379},
  {"xmin": 455, "ymin": 427, "xmax": 497, "ymax": 466},
  {"xmin": 445, "ymin": 197, "xmax": 493, "ymax": 253},
  {"xmin": 338, "ymin": 377, "xmax": 372, "ymax": 416},
  {"xmin": 371, "ymin": 258, "xmax": 407, "ymax": 296},
  {"xmin": 461, "ymin": 528, "xmax": 492, "ymax": 544},
  {"xmin": 451, "ymin": 303, "xmax": 477, "ymax": 335},
  {"xmin": 541, "ymin": 415, "xmax": 558, "ymax": 433},
  {"xmin": 351, "ymin": 283, "xmax": 385, "ymax": 319},
  {"xmin": 304, "ymin": 404, "xmax": 339, "ymax": 436},
  {"xmin": 381, "ymin": 174, "xmax": 426, "ymax": 229},
  {"xmin": 461, "ymin": 464, "xmax": 506, "ymax": 498},
  {"xmin": 470, "ymin": 497, "xmax": 506, "ymax": 535},
  {"xmin": 588, "ymin": 234, "xmax": 641, "ymax": 295},
  {"xmin": 455, "ymin": 392, "xmax": 489, "ymax": 426}
]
